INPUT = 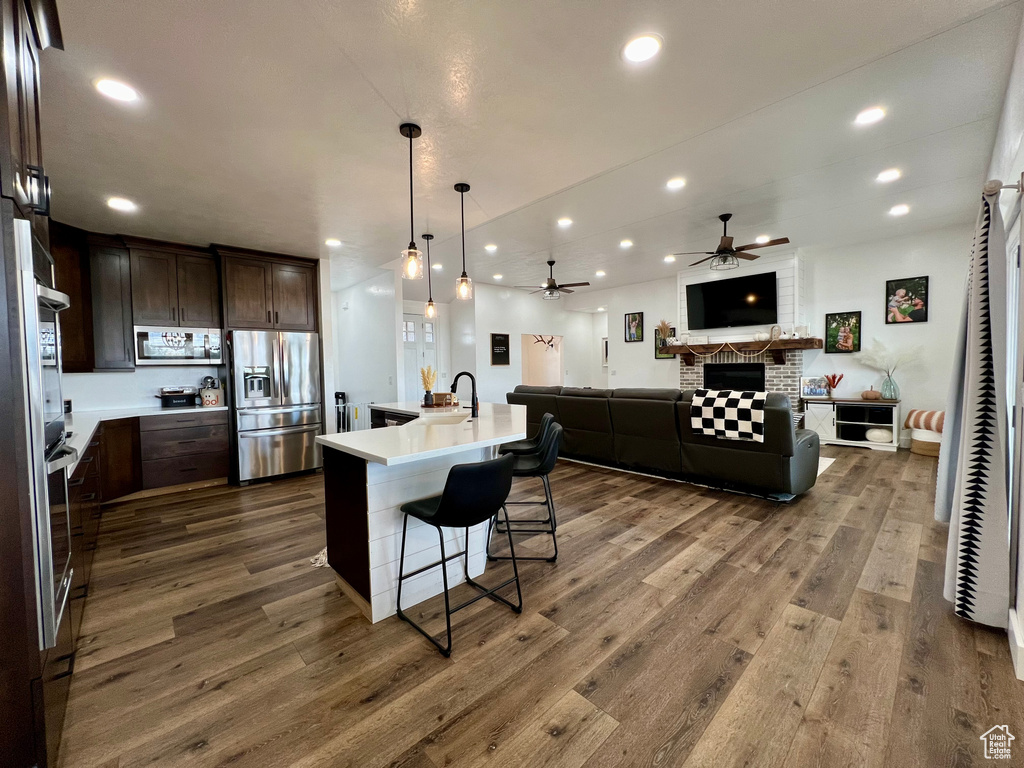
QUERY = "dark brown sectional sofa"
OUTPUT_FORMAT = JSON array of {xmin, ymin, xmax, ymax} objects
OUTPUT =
[{"xmin": 507, "ymin": 385, "xmax": 820, "ymax": 499}]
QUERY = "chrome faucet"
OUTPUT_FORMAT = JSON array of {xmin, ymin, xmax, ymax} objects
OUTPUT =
[{"xmin": 451, "ymin": 371, "xmax": 479, "ymax": 418}]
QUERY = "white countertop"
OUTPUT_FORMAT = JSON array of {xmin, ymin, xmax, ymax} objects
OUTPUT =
[
  {"xmin": 64, "ymin": 405, "xmax": 229, "ymax": 475},
  {"xmin": 317, "ymin": 402, "xmax": 526, "ymax": 466}
]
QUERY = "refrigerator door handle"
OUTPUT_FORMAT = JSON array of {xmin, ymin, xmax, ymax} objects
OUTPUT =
[
  {"xmin": 239, "ymin": 424, "xmax": 321, "ymax": 438},
  {"xmin": 272, "ymin": 336, "xmax": 282, "ymax": 400},
  {"xmin": 237, "ymin": 404, "xmax": 320, "ymax": 415},
  {"xmin": 280, "ymin": 333, "xmax": 290, "ymax": 400}
]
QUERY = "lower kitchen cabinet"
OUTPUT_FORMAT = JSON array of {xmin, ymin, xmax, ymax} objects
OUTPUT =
[
  {"xmin": 140, "ymin": 410, "xmax": 229, "ymax": 489},
  {"xmin": 99, "ymin": 418, "xmax": 142, "ymax": 501}
]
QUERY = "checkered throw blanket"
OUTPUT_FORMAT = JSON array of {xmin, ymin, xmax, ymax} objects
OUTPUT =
[{"xmin": 690, "ymin": 388, "xmax": 768, "ymax": 442}]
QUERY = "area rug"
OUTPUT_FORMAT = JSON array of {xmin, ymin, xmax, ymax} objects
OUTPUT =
[{"xmin": 818, "ymin": 457, "xmax": 836, "ymax": 476}]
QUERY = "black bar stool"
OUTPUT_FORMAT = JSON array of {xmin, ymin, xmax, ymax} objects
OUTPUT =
[
  {"xmin": 396, "ymin": 453, "xmax": 521, "ymax": 657},
  {"xmin": 488, "ymin": 422, "xmax": 563, "ymax": 563},
  {"xmin": 499, "ymin": 412, "xmax": 556, "ymax": 456}
]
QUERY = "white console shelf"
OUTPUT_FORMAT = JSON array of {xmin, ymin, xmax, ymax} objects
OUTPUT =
[{"xmin": 803, "ymin": 398, "xmax": 900, "ymax": 452}]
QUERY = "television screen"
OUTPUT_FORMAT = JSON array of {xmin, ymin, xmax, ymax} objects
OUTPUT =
[{"xmin": 686, "ymin": 272, "xmax": 778, "ymax": 330}]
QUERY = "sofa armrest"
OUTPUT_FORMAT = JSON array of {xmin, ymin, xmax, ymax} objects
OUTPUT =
[{"xmin": 787, "ymin": 429, "xmax": 821, "ymax": 495}]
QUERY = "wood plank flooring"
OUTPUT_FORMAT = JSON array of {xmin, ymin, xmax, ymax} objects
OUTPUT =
[{"xmin": 58, "ymin": 447, "xmax": 1024, "ymax": 767}]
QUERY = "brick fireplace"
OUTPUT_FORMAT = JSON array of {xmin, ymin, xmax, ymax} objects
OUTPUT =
[{"xmin": 679, "ymin": 348, "xmax": 803, "ymax": 402}]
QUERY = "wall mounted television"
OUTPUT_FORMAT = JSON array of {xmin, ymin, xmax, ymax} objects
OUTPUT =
[{"xmin": 685, "ymin": 271, "xmax": 778, "ymax": 330}]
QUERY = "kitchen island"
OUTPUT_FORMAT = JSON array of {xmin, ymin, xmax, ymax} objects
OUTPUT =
[{"xmin": 316, "ymin": 402, "xmax": 527, "ymax": 622}]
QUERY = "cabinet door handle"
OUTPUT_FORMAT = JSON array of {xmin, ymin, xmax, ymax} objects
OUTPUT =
[
  {"xmin": 267, "ymin": 310, "xmax": 272, "ymax": 323},
  {"xmin": 181, "ymin": 307, "xmax": 186, "ymax": 322},
  {"xmin": 275, "ymin": 311, "xmax": 279, "ymax": 325},
  {"xmin": 177, "ymin": 440, "xmax": 196, "ymax": 445},
  {"xmin": 172, "ymin": 307, "xmax": 177, "ymax": 322},
  {"xmin": 80, "ymin": 493, "xmax": 96, "ymax": 502}
]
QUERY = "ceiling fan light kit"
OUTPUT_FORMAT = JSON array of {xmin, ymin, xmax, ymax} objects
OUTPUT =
[
  {"xmin": 678, "ymin": 213, "xmax": 791, "ymax": 269},
  {"xmin": 399, "ymin": 123, "xmax": 423, "ymax": 280},
  {"xmin": 515, "ymin": 259, "xmax": 590, "ymax": 300},
  {"xmin": 455, "ymin": 183, "xmax": 473, "ymax": 300}
]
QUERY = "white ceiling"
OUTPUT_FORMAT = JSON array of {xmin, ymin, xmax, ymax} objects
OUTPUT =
[{"xmin": 41, "ymin": 1, "xmax": 1022, "ymax": 302}]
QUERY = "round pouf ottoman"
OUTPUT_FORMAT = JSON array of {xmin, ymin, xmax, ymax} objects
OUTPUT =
[
  {"xmin": 865, "ymin": 427, "xmax": 894, "ymax": 444},
  {"xmin": 904, "ymin": 409, "xmax": 944, "ymax": 457}
]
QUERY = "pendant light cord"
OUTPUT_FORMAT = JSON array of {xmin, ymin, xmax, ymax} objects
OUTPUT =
[
  {"xmin": 426, "ymin": 237, "xmax": 433, "ymax": 299},
  {"xmin": 460, "ymin": 189, "xmax": 467, "ymax": 274},
  {"xmin": 408, "ymin": 133, "xmax": 415, "ymax": 249}
]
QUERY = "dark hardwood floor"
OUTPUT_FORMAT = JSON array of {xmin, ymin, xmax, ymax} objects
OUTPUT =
[{"xmin": 58, "ymin": 447, "xmax": 1024, "ymax": 767}]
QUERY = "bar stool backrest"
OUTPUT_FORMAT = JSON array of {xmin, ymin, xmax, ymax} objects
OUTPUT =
[
  {"xmin": 535, "ymin": 412, "xmax": 556, "ymax": 444},
  {"xmin": 433, "ymin": 453, "xmax": 516, "ymax": 528},
  {"xmin": 534, "ymin": 422, "xmax": 563, "ymax": 475}
]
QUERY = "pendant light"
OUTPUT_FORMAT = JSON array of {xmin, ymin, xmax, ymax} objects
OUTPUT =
[
  {"xmin": 454, "ymin": 182, "xmax": 473, "ymax": 300},
  {"xmin": 422, "ymin": 233, "xmax": 437, "ymax": 319},
  {"xmin": 399, "ymin": 123, "xmax": 423, "ymax": 280}
]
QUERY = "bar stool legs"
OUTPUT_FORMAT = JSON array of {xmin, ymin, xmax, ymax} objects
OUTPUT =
[
  {"xmin": 396, "ymin": 506, "xmax": 523, "ymax": 657},
  {"xmin": 486, "ymin": 474, "xmax": 558, "ymax": 563}
]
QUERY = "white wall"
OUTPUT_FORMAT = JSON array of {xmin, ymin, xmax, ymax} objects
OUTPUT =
[
  {"xmin": 799, "ymin": 224, "xmax": 972, "ymax": 412},
  {"xmin": 566, "ymin": 276, "xmax": 680, "ymax": 389},
  {"xmin": 64, "ymin": 365, "xmax": 222, "ymax": 411},
  {"xmin": 467, "ymin": 283, "xmax": 595, "ymax": 403},
  {"xmin": 332, "ymin": 270, "xmax": 400, "ymax": 405}
]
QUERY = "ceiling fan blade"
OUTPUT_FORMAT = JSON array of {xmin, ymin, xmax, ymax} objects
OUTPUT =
[
  {"xmin": 559, "ymin": 288, "xmax": 574, "ymax": 294},
  {"xmin": 673, "ymin": 251, "xmax": 715, "ymax": 256},
  {"xmin": 689, "ymin": 255, "xmax": 716, "ymax": 266},
  {"xmin": 734, "ymin": 237, "xmax": 791, "ymax": 251},
  {"xmin": 557, "ymin": 282, "xmax": 590, "ymax": 288},
  {"xmin": 528, "ymin": 289, "xmax": 545, "ymax": 294},
  {"xmin": 514, "ymin": 285, "xmax": 540, "ymax": 289},
  {"xmin": 720, "ymin": 235, "xmax": 734, "ymax": 250},
  {"xmin": 735, "ymin": 252, "xmax": 759, "ymax": 260}
]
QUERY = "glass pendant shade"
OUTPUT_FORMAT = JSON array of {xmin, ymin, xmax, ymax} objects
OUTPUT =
[
  {"xmin": 402, "ymin": 247, "xmax": 423, "ymax": 279},
  {"xmin": 456, "ymin": 274, "xmax": 473, "ymax": 301},
  {"xmin": 542, "ymin": 288, "xmax": 560, "ymax": 301},
  {"xmin": 424, "ymin": 299, "xmax": 437, "ymax": 319},
  {"xmin": 710, "ymin": 254, "xmax": 739, "ymax": 271}
]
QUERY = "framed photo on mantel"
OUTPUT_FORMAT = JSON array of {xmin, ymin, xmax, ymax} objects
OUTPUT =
[{"xmin": 490, "ymin": 333, "xmax": 510, "ymax": 366}]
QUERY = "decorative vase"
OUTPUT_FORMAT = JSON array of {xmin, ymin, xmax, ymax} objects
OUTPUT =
[
  {"xmin": 880, "ymin": 375, "xmax": 899, "ymax": 400},
  {"xmin": 423, "ymin": 390, "xmax": 433, "ymax": 407}
]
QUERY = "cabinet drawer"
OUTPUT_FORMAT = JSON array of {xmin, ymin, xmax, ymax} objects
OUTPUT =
[
  {"xmin": 140, "ymin": 425, "xmax": 229, "ymax": 461},
  {"xmin": 140, "ymin": 410, "xmax": 228, "ymax": 432},
  {"xmin": 142, "ymin": 452, "xmax": 229, "ymax": 489}
]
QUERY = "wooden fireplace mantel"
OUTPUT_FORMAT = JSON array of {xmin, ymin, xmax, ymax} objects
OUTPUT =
[{"xmin": 664, "ymin": 337, "xmax": 824, "ymax": 366}]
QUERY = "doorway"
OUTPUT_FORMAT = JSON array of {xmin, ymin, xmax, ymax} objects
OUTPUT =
[
  {"xmin": 403, "ymin": 313, "xmax": 437, "ymax": 401},
  {"xmin": 521, "ymin": 334, "xmax": 563, "ymax": 387}
]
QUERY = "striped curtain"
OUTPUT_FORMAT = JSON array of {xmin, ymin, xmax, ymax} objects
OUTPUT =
[{"xmin": 936, "ymin": 184, "xmax": 1009, "ymax": 628}]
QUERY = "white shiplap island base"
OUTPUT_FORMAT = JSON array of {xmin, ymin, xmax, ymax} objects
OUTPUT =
[{"xmin": 315, "ymin": 402, "xmax": 527, "ymax": 623}]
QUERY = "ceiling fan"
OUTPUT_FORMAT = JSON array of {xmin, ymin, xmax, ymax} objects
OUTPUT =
[
  {"xmin": 675, "ymin": 213, "xmax": 790, "ymax": 269},
  {"xmin": 515, "ymin": 259, "xmax": 590, "ymax": 299}
]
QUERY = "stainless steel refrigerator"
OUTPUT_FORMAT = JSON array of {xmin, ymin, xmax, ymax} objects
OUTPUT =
[{"xmin": 227, "ymin": 331, "xmax": 323, "ymax": 482}]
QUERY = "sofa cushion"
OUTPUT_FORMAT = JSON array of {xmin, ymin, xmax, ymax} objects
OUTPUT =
[
  {"xmin": 608, "ymin": 396, "xmax": 682, "ymax": 473},
  {"xmin": 506, "ymin": 389, "xmax": 561, "ymax": 438},
  {"xmin": 677, "ymin": 390, "xmax": 795, "ymax": 457},
  {"xmin": 612, "ymin": 388, "xmax": 682, "ymax": 401},
  {"xmin": 555, "ymin": 392, "xmax": 615, "ymax": 463},
  {"xmin": 512, "ymin": 385, "xmax": 563, "ymax": 394}
]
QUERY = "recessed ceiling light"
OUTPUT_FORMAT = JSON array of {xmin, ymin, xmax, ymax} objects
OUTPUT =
[
  {"xmin": 493, "ymin": 274, "xmax": 503, "ymax": 280},
  {"xmin": 889, "ymin": 204, "xmax": 910, "ymax": 216},
  {"xmin": 666, "ymin": 177, "xmax": 686, "ymax": 190},
  {"xmin": 557, "ymin": 218, "xmax": 572, "ymax": 228},
  {"xmin": 107, "ymin": 196, "xmax": 137, "ymax": 212},
  {"xmin": 664, "ymin": 255, "xmax": 676, "ymax": 263},
  {"xmin": 596, "ymin": 270, "xmax": 606, "ymax": 277},
  {"xmin": 623, "ymin": 35, "xmax": 662, "ymax": 63},
  {"xmin": 619, "ymin": 239, "xmax": 633, "ymax": 248},
  {"xmin": 95, "ymin": 78, "xmax": 139, "ymax": 102},
  {"xmin": 597, "ymin": 307, "xmax": 606, "ymax": 312},
  {"xmin": 876, "ymin": 168, "xmax": 901, "ymax": 183},
  {"xmin": 755, "ymin": 235, "xmax": 770, "ymax": 245},
  {"xmin": 855, "ymin": 106, "xmax": 885, "ymax": 126},
  {"xmin": 485, "ymin": 244, "xmax": 497, "ymax": 252},
  {"xmin": 325, "ymin": 238, "xmax": 341, "ymax": 247},
  {"xmin": 431, "ymin": 263, "xmax": 443, "ymax": 270}
]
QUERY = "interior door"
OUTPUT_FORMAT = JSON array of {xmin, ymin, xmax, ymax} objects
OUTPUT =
[
  {"xmin": 272, "ymin": 262, "xmax": 317, "ymax": 331},
  {"xmin": 130, "ymin": 249, "xmax": 179, "ymax": 326},
  {"xmin": 176, "ymin": 254, "xmax": 219, "ymax": 327},
  {"xmin": 224, "ymin": 256, "xmax": 274, "ymax": 329},
  {"xmin": 402, "ymin": 315, "xmax": 437, "ymax": 401}
]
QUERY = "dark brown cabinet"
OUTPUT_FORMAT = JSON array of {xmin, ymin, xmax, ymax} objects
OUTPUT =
[
  {"xmin": 140, "ymin": 410, "xmax": 230, "ymax": 489},
  {"xmin": 219, "ymin": 248, "xmax": 318, "ymax": 332},
  {"xmin": 99, "ymin": 417, "xmax": 142, "ymax": 501},
  {"xmin": 272, "ymin": 262, "xmax": 317, "ymax": 330},
  {"xmin": 130, "ymin": 248, "xmax": 178, "ymax": 326},
  {"xmin": 127, "ymin": 241, "xmax": 221, "ymax": 328},
  {"xmin": 88, "ymin": 237, "xmax": 134, "ymax": 370},
  {"xmin": 223, "ymin": 255, "xmax": 274, "ymax": 329},
  {"xmin": 50, "ymin": 222, "xmax": 92, "ymax": 373}
]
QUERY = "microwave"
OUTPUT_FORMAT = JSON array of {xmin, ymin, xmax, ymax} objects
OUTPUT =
[{"xmin": 134, "ymin": 326, "xmax": 222, "ymax": 366}]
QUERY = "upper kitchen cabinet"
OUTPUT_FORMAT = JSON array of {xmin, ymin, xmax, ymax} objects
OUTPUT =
[
  {"xmin": 216, "ymin": 246, "xmax": 319, "ymax": 332},
  {"xmin": 50, "ymin": 221, "xmax": 93, "ymax": 373},
  {"xmin": 88, "ymin": 235, "xmax": 134, "ymax": 370},
  {"xmin": 124, "ymin": 238, "xmax": 221, "ymax": 328},
  {"xmin": 0, "ymin": 0, "xmax": 61, "ymax": 246}
]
